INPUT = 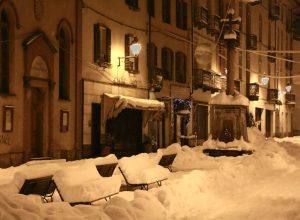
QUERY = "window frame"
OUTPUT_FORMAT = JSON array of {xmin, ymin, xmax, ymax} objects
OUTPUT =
[{"xmin": 161, "ymin": 47, "xmax": 174, "ymax": 81}]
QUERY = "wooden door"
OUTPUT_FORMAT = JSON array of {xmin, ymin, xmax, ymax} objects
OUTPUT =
[
  {"xmin": 91, "ymin": 103, "xmax": 101, "ymax": 157},
  {"xmin": 193, "ymin": 104, "xmax": 208, "ymax": 142},
  {"xmin": 265, "ymin": 110, "xmax": 272, "ymax": 137},
  {"xmin": 30, "ymin": 88, "xmax": 44, "ymax": 158}
]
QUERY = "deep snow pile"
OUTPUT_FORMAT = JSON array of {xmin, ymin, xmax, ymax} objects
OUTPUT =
[{"xmin": 1, "ymin": 127, "xmax": 300, "ymax": 220}]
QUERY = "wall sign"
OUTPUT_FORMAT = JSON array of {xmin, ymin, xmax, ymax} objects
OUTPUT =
[
  {"xmin": 3, "ymin": 106, "xmax": 14, "ymax": 132},
  {"xmin": 60, "ymin": 110, "xmax": 69, "ymax": 132}
]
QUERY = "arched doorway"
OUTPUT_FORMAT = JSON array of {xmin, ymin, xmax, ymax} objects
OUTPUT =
[{"xmin": 23, "ymin": 31, "xmax": 56, "ymax": 161}]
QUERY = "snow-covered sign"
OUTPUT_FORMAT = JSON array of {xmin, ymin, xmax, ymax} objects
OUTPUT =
[{"xmin": 102, "ymin": 93, "xmax": 165, "ymax": 125}]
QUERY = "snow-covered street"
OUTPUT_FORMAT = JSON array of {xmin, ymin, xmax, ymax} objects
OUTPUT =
[{"xmin": 1, "ymin": 127, "xmax": 300, "ymax": 220}]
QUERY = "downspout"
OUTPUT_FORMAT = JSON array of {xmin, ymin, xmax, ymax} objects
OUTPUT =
[
  {"xmin": 191, "ymin": 0, "xmax": 194, "ymax": 96},
  {"xmin": 75, "ymin": 0, "xmax": 83, "ymax": 159}
]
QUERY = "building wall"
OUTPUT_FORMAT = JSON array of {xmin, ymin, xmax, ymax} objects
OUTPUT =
[{"xmin": 0, "ymin": 0, "xmax": 78, "ymax": 167}]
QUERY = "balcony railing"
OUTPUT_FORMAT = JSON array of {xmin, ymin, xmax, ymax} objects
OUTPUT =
[
  {"xmin": 247, "ymin": 34, "xmax": 257, "ymax": 50},
  {"xmin": 207, "ymin": 14, "xmax": 221, "ymax": 35},
  {"xmin": 194, "ymin": 6, "xmax": 208, "ymax": 29},
  {"xmin": 193, "ymin": 69, "xmax": 222, "ymax": 93},
  {"xmin": 246, "ymin": 83, "xmax": 259, "ymax": 101},
  {"xmin": 286, "ymin": 93, "xmax": 296, "ymax": 105},
  {"xmin": 267, "ymin": 88, "xmax": 279, "ymax": 103}
]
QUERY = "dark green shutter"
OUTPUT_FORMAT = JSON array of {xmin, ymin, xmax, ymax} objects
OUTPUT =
[
  {"xmin": 148, "ymin": 0, "xmax": 155, "ymax": 17},
  {"xmin": 183, "ymin": 1, "xmax": 187, "ymax": 30},
  {"xmin": 94, "ymin": 23, "xmax": 100, "ymax": 64},
  {"xmin": 106, "ymin": 28, "xmax": 111, "ymax": 63}
]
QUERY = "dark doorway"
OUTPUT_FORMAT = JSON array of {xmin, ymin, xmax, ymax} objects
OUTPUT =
[
  {"xmin": 106, "ymin": 109, "xmax": 142, "ymax": 158},
  {"xmin": 193, "ymin": 104, "xmax": 208, "ymax": 143},
  {"xmin": 255, "ymin": 107, "xmax": 263, "ymax": 131},
  {"xmin": 266, "ymin": 109, "xmax": 272, "ymax": 137},
  {"xmin": 91, "ymin": 103, "xmax": 101, "ymax": 157},
  {"xmin": 30, "ymin": 88, "xmax": 44, "ymax": 158}
]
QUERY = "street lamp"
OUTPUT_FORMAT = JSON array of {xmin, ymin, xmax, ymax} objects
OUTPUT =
[{"xmin": 118, "ymin": 37, "xmax": 141, "ymax": 67}]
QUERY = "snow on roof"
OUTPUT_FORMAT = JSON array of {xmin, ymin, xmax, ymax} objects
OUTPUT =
[
  {"xmin": 105, "ymin": 93, "xmax": 165, "ymax": 111},
  {"xmin": 209, "ymin": 91, "xmax": 249, "ymax": 106}
]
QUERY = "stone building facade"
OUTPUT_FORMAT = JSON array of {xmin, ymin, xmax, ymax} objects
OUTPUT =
[{"xmin": 0, "ymin": 0, "xmax": 81, "ymax": 167}]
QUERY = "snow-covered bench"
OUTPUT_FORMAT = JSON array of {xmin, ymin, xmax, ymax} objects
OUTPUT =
[
  {"xmin": 90, "ymin": 154, "xmax": 118, "ymax": 177},
  {"xmin": 157, "ymin": 143, "xmax": 181, "ymax": 171},
  {"xmin": 53, "ymin": 162, "xmax": 121, "ymax": 205},
  {"xmin": 118, "ymin": 153, "xmax": 170, "ymax": 190},
  {"xmin": 14, "ymin": 163, "xmax": 62, "ymax": 202}
]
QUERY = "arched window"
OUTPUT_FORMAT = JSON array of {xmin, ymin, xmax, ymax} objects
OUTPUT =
[
  {"xmin": 0, "ymin": 10, "xmax": 9, "ymax": 93},
  {"xmin": 59, "ymin": 28, "xmax": 70, "ymax": 100}
]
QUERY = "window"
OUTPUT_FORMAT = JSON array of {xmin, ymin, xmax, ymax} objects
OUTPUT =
[
  {"xmin": 161, "ymin": 47, "xmax": 173, "ymax": 80},
  {"xmin": 162, "ymin": 0, "xmax": 171, "ymax": 23},
  {"xmin": 175, "ymin": 52, "xmax": 186, "ymax": 83},
  {"xmin": 125, "ymin": 0, "xmax": 139, "ymax": 10},
  {"xmin": 94, "ymin": 24, "xmax": 111, "ymax": 66},
  {"xmin": 176, "ymin": 0, "xmax": 187, "ymax": 30},
  {"xmin": 259, "ymin": 14, "xmax": 262, "ymax": 42},
  {"xmin": 0, "ymin": 11, "xmax": 9, "ymax": 93},
  {"xmin": 239, "ymin": 51, "xmax": 243, "ymax": 80},
  {"xmin": 125, "ymin": 34, "xmax": 138, "ymax": 73},
  {"xmin": 147, "ymin": 42, "xmax": 157, "ymax": 68},
  {"xmin": 148, "ymin": 0, "xmax": 155, "ymax": 17},
  {"xmin": 59, "ymin": 29, "xmax": 70, "ymax": 100}
]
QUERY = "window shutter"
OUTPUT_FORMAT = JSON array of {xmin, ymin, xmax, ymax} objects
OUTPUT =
[
  {"xmin": 162, "ymin": 48, "xmax": 167, "ymax": 79},
  {"xmin": 176, "ymin": 0, "xmax": 181, "ymax": 28},
  {"xmin": 147, "ymin": 43, "xmax": 157, "ymax": 68},
  {"xmin": 134, "ymin": 56, "xmax": 139, "ymax": 72},
  {"xmin": 148, "ymin": 0, "xmax": 155, "ymax": 17},
  {"xmin": 125, "ymin": 34, "xmax": 131, "ymax": 71},
  {"xmin": 170, "ymin": 50, "xmax": 174, "ymax": 80},
  {"xmin": 94, "ymin": 24, "xmax": 100, "ymax": 64},
  {"xmin": 106, "ymin": 28, "xmax": 111, "ymax": 63},
  {"xmin": 183, "ymin": 54, "xmax": 186, "ymax": 83},
  {"xmin": 175, "ymin": 52, "xmax": 180, "ymax": 83},
  {"xmin": 183, "ymin": 1, "xmax": 187, "ymax": 30}
]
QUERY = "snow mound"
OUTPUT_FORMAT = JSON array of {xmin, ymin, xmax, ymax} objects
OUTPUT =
[
  {"xmin": 118, "ymin": 153, "xmax": 170, "ymax": 184},
  {"xmin": 157, "ymin": 143, "xmax": 181, "ymax": 155},
  {"xmin": 53, "ymin": 162, "xmax": 121, "ymax": 203}
]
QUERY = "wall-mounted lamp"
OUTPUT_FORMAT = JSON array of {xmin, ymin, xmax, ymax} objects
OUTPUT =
[
  {"xmin": 285, "ymin": 83, "xmax": 292, "ymax": 93},
  {"xmin": 118, "ymin": 37, "xmax": 142, "ymax": 67},
  {"xmin": 261, "ymin": 75, "xmax": 269, "ymax": 85}
]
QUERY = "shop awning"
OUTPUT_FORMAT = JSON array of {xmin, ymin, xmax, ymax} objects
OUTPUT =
[{"xmin": 102, "ymin": 93, "xmax": 165, "ymax": 126}]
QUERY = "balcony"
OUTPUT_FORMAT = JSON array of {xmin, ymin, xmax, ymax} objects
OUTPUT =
[
  {"xmin": 207, "ymin": 14, "xmax": 221, "ymax": 35},
  {"xmin": 269, "ymin": 2, "xmax": 280, "ymax": 20},
  {"xmin": 249, "ymin": 0, "xmax": 262, "ymax": 6},
  {"xmin": 150, "ymin": 67, "xmax": 163, "ymax": 92},
  {"xmin": 247, "ymin": 34, "xmax": 257, "ymax": 50},
  {"xmin": 246, "ymin": 83, "xmax": 259, "ymax": 101},
  {"xmin": 193, "ymin": 69, "xmax": 222, "ymax": 93},
  {"xmin": 267, "ymin": 88, "xmax": 279, "ymax": 103},
  {"xmin": 286, "ymin": 93, "xmax": 296, "ymax": 106},
  {"xmin": 194, "ymin": 6, "xmax": 208, "ymax": 29}
]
